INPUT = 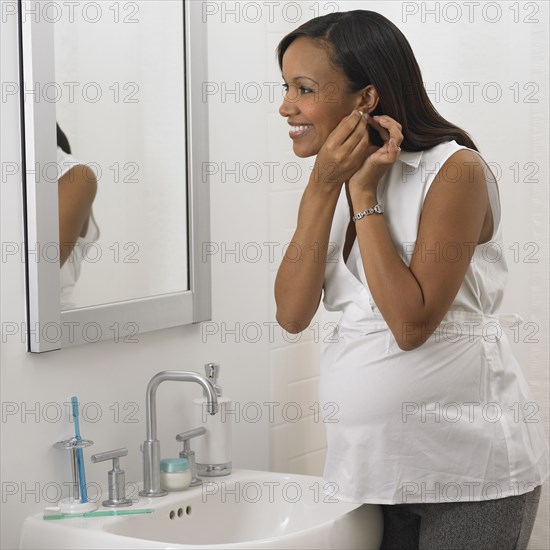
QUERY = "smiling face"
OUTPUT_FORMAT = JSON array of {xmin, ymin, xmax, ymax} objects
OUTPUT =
[{"xmin": 279, "ymin": 37, "xmax": 364, "ymax": 158}]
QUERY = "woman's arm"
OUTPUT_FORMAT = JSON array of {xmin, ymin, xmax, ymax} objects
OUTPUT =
[
  {"xmin": 350, "ymin": 148, "xmax": 489, "ymax": 351},
  {"xmin": 274, "ymin": 178, "xmax": 341, "ymax": 332},
  {"xmin": 275, "ymin": 111, "xmax": 372, "ymax": 333},
  {"xmin": 58, "ymin": 164, "xmax": 97, "ymax": 266}
]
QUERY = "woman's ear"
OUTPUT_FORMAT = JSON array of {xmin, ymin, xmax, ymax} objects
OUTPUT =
[
  {"xmin": 356, "ymin": 85, "xmax": 383, "ymax": 147},
  {"xmin": 356, "ymin": 85, "xmax": 379, "ymax": 115}
]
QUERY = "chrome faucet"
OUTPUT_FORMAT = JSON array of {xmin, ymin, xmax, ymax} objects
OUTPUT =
[{"xmin": 139, "ymin": 370, "xmax": 219, "ymax": 497}]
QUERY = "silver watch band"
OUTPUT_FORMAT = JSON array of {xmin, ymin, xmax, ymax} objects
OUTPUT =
[{"xmin": 352, "ymin": 203, "xmax": 384, "ymax": 222}]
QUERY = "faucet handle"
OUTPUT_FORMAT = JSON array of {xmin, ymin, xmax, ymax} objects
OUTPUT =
[
  {"xmin": 176, "ymin": 428, "xmax": 206, "ymax": 487},
  {"xmin": 176, "ymin": 427, "xmax": 206, "ymax": 445},
  {"xmin": 91, "ymin": 448, "xmax": 132, "ymax": 507},
  {"xmin": 91, "ymin": 448, "xmax": 128, "ymax": 463}
]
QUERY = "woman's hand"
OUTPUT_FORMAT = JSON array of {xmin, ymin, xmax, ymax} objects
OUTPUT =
[
  {"xmin": 312, "ymin": 110, "xmax": 372, "ymax": 189},
  {"xmin": 348, "ymin": 114, "xmax": 403, "ymax": 199}
]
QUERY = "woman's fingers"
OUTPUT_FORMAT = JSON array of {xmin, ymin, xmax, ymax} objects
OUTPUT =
[
  {"xmin": 370, "ymin": 115, "xmax": 403, "ymax": 147},
  {"xmin": 330, "ymin": 110, "xmax": 364, "ymax": 145},
  {"xmin": 349, "ymin": 115, "xmax": 372, "ymax": 157},
  {"xmin": 317, "ymin": 112, "xmax": 405, "ymax": 184},
  {"xmin": 389, "ymin": 138, "xmax": 401, "ymax": 151},
  {"xmin": 366, "ymin": 114, "xmax": 391, "ymax": 141},
  {"xmin": 323, "ymin": 111, "xmax": 369, "ymax": 165}
]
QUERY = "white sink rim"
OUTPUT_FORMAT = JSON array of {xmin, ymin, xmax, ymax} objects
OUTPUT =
[
  {"xmin": 20, "ymin": 469, "xmax": 383, "ymax": 550},
  {"xmin": 105, "ymin": 469, "xmax": 362, "ymax": 545}
]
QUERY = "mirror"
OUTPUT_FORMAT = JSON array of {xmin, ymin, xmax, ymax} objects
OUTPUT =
[
  {"xmin": 54, "ymin": 1, "xmax": 189, "ymax": 309},
  {"xmin": 19, "ymin": 0, "xmax": 211, "ymax": 351}
]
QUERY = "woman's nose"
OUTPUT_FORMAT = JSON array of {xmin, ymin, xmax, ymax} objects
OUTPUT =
[{"xmin": 279, "ymin": 95, "xmax": 298, "ymax": 118}]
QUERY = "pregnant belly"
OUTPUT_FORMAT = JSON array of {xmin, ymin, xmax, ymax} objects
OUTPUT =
[{"xmin": 319, "ymin": 329, "xmax": 486, "ymax": 427}]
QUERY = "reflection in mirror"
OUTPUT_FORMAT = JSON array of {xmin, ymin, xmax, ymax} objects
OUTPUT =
[
  {"xmin": 54, "ymin": 1, "xmax": 189, "ymax": 309},
  {"xmin": 21, "ymin": 0, "xmax": 210, "ymax": 351},
  {"xmin": 57, "ymin": 123, "xmax": 99, "ymax": 310}
]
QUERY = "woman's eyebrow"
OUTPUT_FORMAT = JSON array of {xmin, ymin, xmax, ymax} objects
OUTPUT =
[{"xmin": 281, "ymin": 75, "xmax": 319, "ymax": 85}]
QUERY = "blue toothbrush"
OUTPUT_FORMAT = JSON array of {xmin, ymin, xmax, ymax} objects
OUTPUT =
[{"xmin": 71, "ymin": 396, "xmax": 88, "ymax": 503}]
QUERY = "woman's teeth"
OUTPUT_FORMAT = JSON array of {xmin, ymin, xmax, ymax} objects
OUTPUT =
[{"xmin": 289, "ymin": 125, "xmax": 313, "ymax": 136}]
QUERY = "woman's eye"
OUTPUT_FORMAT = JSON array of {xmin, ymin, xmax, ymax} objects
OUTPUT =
[{"xmin": 281, "ymin": 84, "xmax": 313, "ymax": 95}]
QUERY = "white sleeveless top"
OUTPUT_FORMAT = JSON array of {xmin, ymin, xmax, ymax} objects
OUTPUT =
[
  {"xmin": 57, "ymin": 146, "xmax": 100, "ymax": 310},
  {"xmin": 320, "ymin": 140, "xmax": 549, "ymax": 504}
]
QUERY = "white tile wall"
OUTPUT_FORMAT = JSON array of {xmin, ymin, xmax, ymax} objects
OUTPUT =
[{"xmin": 2, "ymin": 2, "xmax": 547, "ymax": 548}]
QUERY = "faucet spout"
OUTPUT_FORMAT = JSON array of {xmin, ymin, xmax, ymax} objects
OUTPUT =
[{"xmin": 140, "ymin": 370, "xmax": 219, "ymax": 497}]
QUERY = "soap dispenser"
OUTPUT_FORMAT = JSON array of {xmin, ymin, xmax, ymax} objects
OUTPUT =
[{"xmin": 193, "ymin": 363, "xmax": 232, "ymax": 476}]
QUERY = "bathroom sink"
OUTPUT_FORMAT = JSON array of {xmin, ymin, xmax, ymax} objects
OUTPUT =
[{"xmin": 20, "ymin": 469, "xmax": 383, "ymax": 549}]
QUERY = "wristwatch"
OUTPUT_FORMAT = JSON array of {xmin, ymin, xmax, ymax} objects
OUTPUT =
[{"xmin": 352, "ymin": 203, "xmax": 384, "ymax": 222}]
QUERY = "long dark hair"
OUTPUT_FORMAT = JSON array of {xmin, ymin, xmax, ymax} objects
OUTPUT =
[
  {"xmin": 277, "ymin": 10, "xmax": 478, "ymax": 152},
  {"xmin": 56, "ymin": 123, "xmax": 72, "ymax": 154}
]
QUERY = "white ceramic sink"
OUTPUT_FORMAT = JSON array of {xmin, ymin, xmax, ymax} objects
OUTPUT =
[{"xmin": 20, "ymin": 469, "xmax": 383, "ymax": 549}]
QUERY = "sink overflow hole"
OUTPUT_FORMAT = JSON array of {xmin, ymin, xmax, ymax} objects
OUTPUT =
[{"xmin": 168, "ymin": 506, "xmax": 191, "ymax": 519}]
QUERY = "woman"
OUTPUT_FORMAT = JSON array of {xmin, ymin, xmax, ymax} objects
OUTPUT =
[
  {"xmin": 57, "ymin": 124, "xmax": 99, "ymax": 309},
  {"xmin": 274, "ymin": 11, "xmax": 548, "ymax": 549}
]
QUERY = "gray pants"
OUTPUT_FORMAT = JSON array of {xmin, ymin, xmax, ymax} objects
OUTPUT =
[{"xmin": 380, "ymin": 485, "xmax": 542, "ymax": 550}]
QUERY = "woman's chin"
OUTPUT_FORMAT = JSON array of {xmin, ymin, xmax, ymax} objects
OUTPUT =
[{"xmin": 292, "ymin": 144, "xmax": 319, "ymax": 158}]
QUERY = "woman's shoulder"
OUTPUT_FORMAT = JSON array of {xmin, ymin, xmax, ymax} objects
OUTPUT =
[
  {"xmin": 422, "ymin": 139, "xmax": 478, "ymax": 159},
  {"xmin": 396, "ymin": 141, "xmax": 482, "ymax": 186},
  {"xmin": 398, "ymin": 139, "xmax": 477, "ymax": 169},
  {"xmin": 57, "ymin": 146, "xmax": 83, "ymax": 179},
  {"xmin": 417, "ymin": 140, "xmax": 485, "ymax": 178}
]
